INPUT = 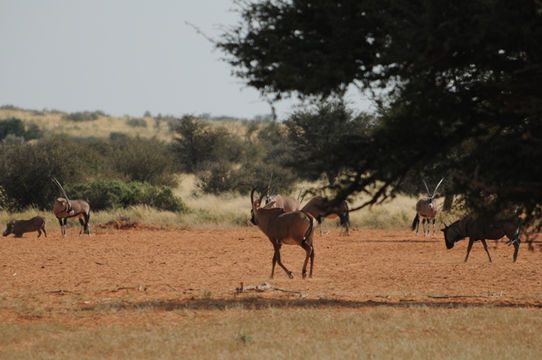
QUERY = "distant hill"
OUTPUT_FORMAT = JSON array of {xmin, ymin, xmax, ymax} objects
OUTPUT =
[{"xmin": 0, "ymin": 105, "xmax": 273, "ymax": 141}]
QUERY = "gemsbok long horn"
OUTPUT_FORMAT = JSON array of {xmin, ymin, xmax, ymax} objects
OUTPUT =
[
  {"xmin": 52, "ymin": 177, "xmax": 71, "ymax": 206},
  {"xmin": 432, "ymin": 177, "xmax": 445, "ymax": 199}
]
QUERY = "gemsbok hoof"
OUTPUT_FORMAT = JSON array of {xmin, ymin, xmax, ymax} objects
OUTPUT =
[{"xmin": 287, "ymin": 272, "xmax": 293, "ymax": 279}]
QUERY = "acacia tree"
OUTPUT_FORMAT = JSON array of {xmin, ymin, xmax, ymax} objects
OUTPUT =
[{"xmin": 218, "ymin": 0, "xmax": 542, "ymax": 233}]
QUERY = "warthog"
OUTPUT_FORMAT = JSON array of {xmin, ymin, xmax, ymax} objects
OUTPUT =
[
  {"xmin": 441, "ymin": 214, "xmax": 521, "ymax": 262},
  {"xmin": 3, "ymin": 216, "xmax": 47, "ymax": 238}
]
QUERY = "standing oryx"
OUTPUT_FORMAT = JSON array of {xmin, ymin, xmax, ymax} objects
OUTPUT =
[
  {"xmin": 302, "ymin": 196, "xmax": 350, "ymax": 236},
  {"xmin": 52, "ymin": 178, "xmax": 91, "ymax": 237},
  {"xmin": 441, "ymin": 214, "xmax": 521, "ymax": 262},
  {"xmin": 265, "ymin": 194, "xmax": 300, "ymax": 213},
  {"xmin": 412, "ymin": 177, "xmax": 444, "ymax": 237}
]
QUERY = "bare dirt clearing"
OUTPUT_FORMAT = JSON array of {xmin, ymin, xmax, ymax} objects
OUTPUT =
[{"xmin": 1, "ymin": 227, "xmax": 542, "ymax": 326}]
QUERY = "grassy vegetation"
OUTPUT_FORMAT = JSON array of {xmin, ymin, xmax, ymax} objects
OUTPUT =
[{"xmin": 0, "ymin": 304, "xmax": 540, "ymax": 359}]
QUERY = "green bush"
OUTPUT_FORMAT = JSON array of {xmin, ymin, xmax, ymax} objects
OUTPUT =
[
  {"xmin": 66, "ymin": 180, "xmax": 186, "ymax": 212},
  {"xmin": 0, "ymin": 118, "xmax": 42, "ymax": 141},
  {"xmin": 63, "ymin": 111, "xmax": 105, "ymax": 122},
  {"xmin": 125, "ymin": 118, "xmax": 147, "ymax": 128}
]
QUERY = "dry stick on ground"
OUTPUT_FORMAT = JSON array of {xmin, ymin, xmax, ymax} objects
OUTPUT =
[{"xmin": 235, "ymin": 281, "xmax": 303, "ymax": 296}]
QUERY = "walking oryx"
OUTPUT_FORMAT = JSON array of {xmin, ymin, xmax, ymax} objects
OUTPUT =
[
  {"xmin": 441, "ymin": 214, "xmax": 521, "ymax": 262},
  {"xmin": 412, "ymin": 177, "xmax": 444, "ymax": 237},
  {"xmin": 251, "ymin": 188, "xmax": 315, "ymax": 279},
  {"xmin": 302, "ymin": 196, "xmax": 350, "ymax": 236},
  {"xmin": 52, "ymin": 178, "xmax": 91, "ymax": 237}
]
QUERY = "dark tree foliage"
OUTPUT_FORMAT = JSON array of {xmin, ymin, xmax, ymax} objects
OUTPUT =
[
  {"xmin": 218, "ymin": 0, "xmax": 542, "ymax": 233},
  {"xmin": 0, "ymin": 118, "xmax": 42, "ymax": 141},
  {"xmin": 172, "ymin": 115, "xmax": 245, "ymax": 172},
  {"xmin": 0, "ymin": 136, "xmax": 87, "ymax": 210},
  {"xmin": 285, "ymin": 101, "xmax": 375, "ymax": 186},
  {"xmin": 110, "ymin": 137, "xmax": 177, "ymax": 187}
]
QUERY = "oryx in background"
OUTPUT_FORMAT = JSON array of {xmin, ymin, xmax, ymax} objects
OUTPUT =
[
  {"xmin": 52, "ymin": 178, "xmax": 91, "ymax": 237},
  {"xmin": 302, "ymin": 196, "xmax": 350, "ymax": 236},
  {"xmin": 265, "ymin": 194, "xmax": 300, "ymax": 213},
  {"xmin": 411, "ymin": 177, "xmax": 444, "ymax": 237}
]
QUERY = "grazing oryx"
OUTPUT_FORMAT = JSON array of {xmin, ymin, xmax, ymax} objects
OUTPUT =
[
  {"xmin": 301, "ymin": 196, "xmax": 350, "ymax": 236},
  {"xmin": 441, "ymin": 215, "xmax": 521, "ymax": 263},
  {"xmin": 265, "ymin": 194, "xmax": 300, "ymax": 213},
  {"xmin": 52, "ymin": 178, "xmax": 90, "ymax": 237},
  {"xmin": 3, "ymin": 216, "xmax": 46, "ymax": 238},
  {"xmin": 251, "ymin": 188, "xmax": 315, "ymax": 279},
  {"xmin": 412, "ymin": 177, "xmax": 444, "ymax": 237}
]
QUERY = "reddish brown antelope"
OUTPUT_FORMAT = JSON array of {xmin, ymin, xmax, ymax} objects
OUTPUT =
[
  {"xmin": 441, "ymin": 215, "xmax": 521, "ymax": 262},
  {"xmin": 251, "ymin": 188, "xmax": 315, "ymax": 279},
  {"xmin": 412, "ymin": 177, "xmax": 444, "ymax": 237},
  {"xmin": 301, "ymin": 196, "xmax": 350, "ymax": 236},
  {"xmin": 3, "ymin": 216, "xmax": 46, "ymax": 238}
]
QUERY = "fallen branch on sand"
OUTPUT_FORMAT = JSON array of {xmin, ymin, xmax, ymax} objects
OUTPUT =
[{"xmin": 235, "ymin": 281, "xmax": 303, "ymax": 296}]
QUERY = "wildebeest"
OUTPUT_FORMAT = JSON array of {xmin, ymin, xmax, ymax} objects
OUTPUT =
[
  {"xmin": 412, "ymin": 178, "xmax": 444, "ymax": 237},
  {"xmin": 441, "ymin": 214, "xmax": 521, "ymax": 262},
  {"xmin": 53, "ymin": 198, "xmax": 91, "ymax": 237},
  {"xmin": 301, "ymin": 196, "xmax": 350, "ymax": 236},
  {"xmin": 251, "ymin": 188, "xmax": 315, "ymax": 279},
  {"xmin": 3, "ymin": 216, "xmax": 46, "ymax": 238}
]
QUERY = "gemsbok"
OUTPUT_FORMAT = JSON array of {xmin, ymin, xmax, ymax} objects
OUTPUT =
[
  {"xmin": 302, "ymin": 196, "xmax": 350, "ymax": 236},
  {"xmin": 251, "ymin": 188, "xmax": 315, "ymax": 279},
  {"xmin": 265, "ymin": 194, "xmax": 300, "ymax": 212},
  {"xmin": 52, "ymin": 178, "xmax": 91, "ymax": 237},
  {"xmin": 412, "ymin": 177, "xmax": 444, "ymax": 237},
  {"xmin": 441, "ymin": 214, "xmax": 521, "ymax": 263}
]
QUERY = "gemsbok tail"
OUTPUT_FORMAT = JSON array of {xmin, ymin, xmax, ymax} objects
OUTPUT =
[{"xmin": 411, "ymin": 214, "xmax": 419, "ymax": 231}]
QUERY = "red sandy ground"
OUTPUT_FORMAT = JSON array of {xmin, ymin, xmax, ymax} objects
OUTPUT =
[{"xmin": 1, "ymin": 224, "xmax": 542, "ymax": 324}]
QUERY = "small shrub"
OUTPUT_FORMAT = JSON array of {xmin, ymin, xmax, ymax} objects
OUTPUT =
[
  {"xmin": 63, "ymin": 111, "xmax": 104, "ymax": 122},
  {"xmin": 125, "ymin": 118, "xmax": 147, "ymax": 128}
]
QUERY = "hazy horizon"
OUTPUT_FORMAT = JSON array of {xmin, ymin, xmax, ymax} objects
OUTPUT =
[{"xmin": 0, "ymin": 0, "xmax": 370, "ymax": 120}]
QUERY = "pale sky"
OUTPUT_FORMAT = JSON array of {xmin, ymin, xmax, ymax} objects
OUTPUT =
[{"xmin": 0, "ymin": 0, "xmax": 370, "ymax": 120}]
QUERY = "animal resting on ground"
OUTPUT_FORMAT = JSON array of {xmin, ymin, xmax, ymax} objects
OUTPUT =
[
  {"xmin": 3, "ymin": 216, "xmax": 46, "ymax": 238},
  {"xmin": 301, "ymin": 196, "xmax": 350, "ymax": 236},
  {"xmin": 441, "ymin": 214, "xmax": 521, "ymax": 262},
  {"xmin": 251, "ymin": 188, "xmax": 315, "ymax": 279},
  {"xmin": 412, "ymin": 178, "xmax": 445, "ymax": 237},
  {"xmin": 53, "ymin": 197, "xmax": 91, "ymax": 237}
]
